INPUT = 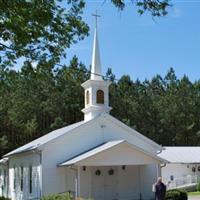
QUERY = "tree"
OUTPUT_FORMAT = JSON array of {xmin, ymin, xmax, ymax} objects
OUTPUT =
[
  {"xmin": 110, "ymin": 68, "xmax": 200, "ymax": 146},
  {"xmin": 0, "ymin": 66, "xmax": 200, "ymax": 156},
  {"xmin": 0, "ymin": 56, "xmax": 89, "ymax": 153},
  {"xmin": 111, "ymin": 0, "xmax": 170, "ymax": 16},
  {"xmin": 0, "ymin": 0, "xmax": 170, "ymax": 69},
  {"xmin": 0, "ymin": 136, "xmax": 8, "ymax": 156},
  {"xmin": 0, "ymin": 0, "xmax": 89, "ymax": 68}
]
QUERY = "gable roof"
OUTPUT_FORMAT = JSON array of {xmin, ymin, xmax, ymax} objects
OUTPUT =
[
  {"xmin": 4, "ymin": 121, "xmax": 85, "ymax": 157},
  {"xmin": 59, "ymin": 140, "xmax": 124, "ymax": 166},
  {"xmin": 158, "ymin": 146, "xmax": 200, "ymax": 163},
  {"xmin": 59, "ymin": 140, "xmax": 165, "ymax": 167},
  {"xmin": 3, "ymin": 113, "xmax": 162, "ymax": 158}
]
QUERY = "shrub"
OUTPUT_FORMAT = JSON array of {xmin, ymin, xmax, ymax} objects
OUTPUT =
[
  {"xmin": 165, "ymin": 189, "xmax": 187, "ymax": 200},
  {"xmin": 197, "ymin": 181, "xmax": 200, "ymax": 191},
  {"xmin": 0, "ymin": 197, "xmax": 11, "ymax": 200},
  {"xmin": 41, "ymin": 193, "xmax": 93, "ymax": 200},
  {"xmin": 41, "ymin": 193, "xmax": 72, "ymax": 200}
]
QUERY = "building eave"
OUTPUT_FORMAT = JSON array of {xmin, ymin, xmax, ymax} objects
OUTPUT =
[{"xmin": 81, "ymin": 79, "xmax": 111, "ymax": 89}]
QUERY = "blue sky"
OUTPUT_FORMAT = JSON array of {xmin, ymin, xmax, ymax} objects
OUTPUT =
[{"xmin": 64, "ymin": 0, "xmax": 200, "ymax": 82}]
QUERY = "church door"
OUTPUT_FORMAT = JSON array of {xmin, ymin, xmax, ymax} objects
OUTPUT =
[
  {"xmin": 91, "ymin": 167, "xmax": 105, "ymax": 200},
  {"xmin": 104, "ymin": 166, "xmax": 118, "ymax": 200},
  {"xmin": 91, "ymin": 166, "xmax": 118, "ymax": 200}
]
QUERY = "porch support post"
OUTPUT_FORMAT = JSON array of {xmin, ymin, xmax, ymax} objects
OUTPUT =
[
  {"xmin": 74, "ymin": 167, "xmax": 78, "ymax": 200},
  {"xmin": 75, "ymin": 175, "xmax": 78, "ymax": 200},
  {"xmin": 77, "ymin": 166, "xmax": 81, "ymax": 197},
  {"xmin": 138, "ymin": 165, "xmax": 142, "ymax": 200}
]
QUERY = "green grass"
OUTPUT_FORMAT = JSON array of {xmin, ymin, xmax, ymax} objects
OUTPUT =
[{"xmin": 188, "ymin": 191, "xmax": 200, "ymax": 196}]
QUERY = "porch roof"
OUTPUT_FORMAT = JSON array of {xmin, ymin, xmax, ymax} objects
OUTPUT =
[{"xmin": 58, "ymin": 140, "xmax": 166, "ymax": 167}]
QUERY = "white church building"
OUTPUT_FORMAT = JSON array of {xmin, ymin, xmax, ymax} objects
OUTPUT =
[{"xmin": 0, "ymin": 24, "xmax": 166, "ymax": 200}]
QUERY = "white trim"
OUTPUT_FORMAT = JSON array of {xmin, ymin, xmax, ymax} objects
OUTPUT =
[{"xmin": 81, "ymin": 80, "xmax": 111, "ymax": 89}]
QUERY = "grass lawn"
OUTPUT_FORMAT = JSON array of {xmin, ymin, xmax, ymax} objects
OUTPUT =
[{"xmin": 188, "ymin": 191, "xmax": 200, "ymax": 196}]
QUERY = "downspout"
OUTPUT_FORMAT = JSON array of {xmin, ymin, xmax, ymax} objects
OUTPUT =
[
  {"xmin": 160, "ymin": 163, "xmax": 166, "ymax": 169},
  {"xmin": 157, "ymin": 147, "xmax": 167, "ymax": 177}
]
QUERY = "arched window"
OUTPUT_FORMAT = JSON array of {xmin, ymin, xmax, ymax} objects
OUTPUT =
[
  {"xmin": 96, "ymin": 90, "xmax": 104, "ymax": 104},
  {"xmin": 86, "ymin": 90, "xmax": 90, "ymax": 105}
]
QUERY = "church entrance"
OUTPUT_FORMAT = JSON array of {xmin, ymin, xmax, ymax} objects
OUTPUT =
[{"xmin": 91, "ymin": 166, "xmax": 118, "ymax": 200}]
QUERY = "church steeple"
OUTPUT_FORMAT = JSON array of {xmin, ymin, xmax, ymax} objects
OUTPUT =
[
  {"xmin": 91, "ymin": 27, "xmax": 102, "ymax": 81},
  {"xmin": 81, "ymin": 12, "xmax": 112, "ymax": 121}
]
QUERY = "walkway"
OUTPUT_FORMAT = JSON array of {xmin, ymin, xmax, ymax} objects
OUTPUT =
[{"xmin": 188, "ymin": 195, "xmax": 200, "ymax": 200}]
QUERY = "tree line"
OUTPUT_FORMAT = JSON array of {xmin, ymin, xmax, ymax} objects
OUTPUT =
[{"xmin": 0, "ymin": 56, "xmax": 199, "ymax": 156}]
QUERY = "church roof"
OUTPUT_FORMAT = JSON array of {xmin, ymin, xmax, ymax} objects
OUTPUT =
[
  {"xmin": 59, "ymin": 140, "xmax": 165, "ymax": 167},
  {"xmin": 59, "ymin": 140, "xmax": 124, "ymax": 166},
  {"xmin": 4, "ymin": 120, "xmax": 86, "ymax": 157},
  {"xmin": 0, "ymin": 158, "xmax": 8, "ymax": 164},
  {"xmin": 3, "ymin": 113, "xmax": 162, "ymax": 158},
  {"xmin": 158, "ymin": 146, "xmax": 200, "ymax": 163}
]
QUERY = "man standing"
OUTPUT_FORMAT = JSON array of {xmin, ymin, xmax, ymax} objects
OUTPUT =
[{"xmin": 155, "ymin": 177, "xmax": 166, "ymax": 200}]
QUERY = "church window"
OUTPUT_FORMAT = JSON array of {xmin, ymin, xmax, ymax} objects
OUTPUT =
[
  {"xmin": 20, "ymin": 166, "xmax": 23, "ymax": 191},
  {"xmin": 3, "ymin": 169, "xmax": 6, "ymax": 192},
  {"xmin": 86, "ymin": 90, "xmax": 90, "ymax": 105},
  {"xmin": 29, "ymin": 166, "xmax": 33, "ymax": 194},
  {"xmin": 96, "ymin": 90, "xmax": 104, "ymax": 104},
  {"xmin": 13, "ymin": 166, "xmax": 17, "ymax": 190}
]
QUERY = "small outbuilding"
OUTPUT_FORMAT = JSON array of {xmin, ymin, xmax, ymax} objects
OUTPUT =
[{"xmin": 159, "ymin": 146, "xmax": 200, "ymax": 188}]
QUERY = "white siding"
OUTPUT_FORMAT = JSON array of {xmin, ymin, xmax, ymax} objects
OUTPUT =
[
  {"xmin": 8, "ymin": 152, "xmax": 41, "ymax": 200},
  {"xmin": 41, "ymin": 119, "xmax": 104, "ymax": 196},
  {"xmin": 140, "ymin": 165, "xmax": 157, "ymax": 200},
  {"xmin": 0, "ymin": 164, "xmax": 8, "ymax": 197},
  {"xmin": 117, "ymin": 165, "xmax": 140, "ymax": 200},
  {"xmin": 162, "ymin": 163, "xmax": 200, "ymax": 183},
  {"xmin": 102, "ymin": 116, "xmax": 159, "ymax": 155},
  {"xmin": 79, "ymin": 166, "xmax": 91, "ymax": 198}
]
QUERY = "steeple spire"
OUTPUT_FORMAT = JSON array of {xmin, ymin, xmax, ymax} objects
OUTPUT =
[{"xmin": 91, "ymin": 11, "xmax": 102, "ymax": 81}]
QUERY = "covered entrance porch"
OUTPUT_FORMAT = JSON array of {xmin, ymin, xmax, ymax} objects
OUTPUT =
[{"xmin": 59, "ymin": 140, "xmax": 164, "ymax": 200}]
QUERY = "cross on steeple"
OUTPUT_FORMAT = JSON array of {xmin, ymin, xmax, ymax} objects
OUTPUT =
[{"xmin": 92, "ymin": 10, "xmax": 100, "ymax": 28}]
